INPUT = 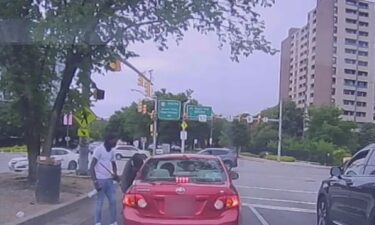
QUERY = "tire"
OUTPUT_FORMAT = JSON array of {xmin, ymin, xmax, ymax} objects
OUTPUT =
[
  {"xmin": 317, "ymin": 196, "xmax": 334, "ymax": 225},
  {"xmin": 115, "ymin": 154, "xmax": 122, "ymax": 160},
  {"xmin": 68, "ymin": 161, "xmax": 77, "ymax": 170},
  {"xmin": 224, "ymin": 161, "xmax": 233, "ymax": 170}
]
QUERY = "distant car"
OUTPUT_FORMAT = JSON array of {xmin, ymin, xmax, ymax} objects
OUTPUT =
[
  {"xmin": 113, "ymin": 145, "xmax": 150, "ymax": 160},
  {"xmin": 317, "ymin": 145, "xmax": 375, "ymax": 225},
  {"xmin": 123, "ymin": 154, "xmax": 240, "ymax": 225},
  {"xmin": 198, "ymin": 148, "xmax": 238, "ymax": 170},
  {"xmin": 8, "ymin": 147, "xmax": 79, "ymax": 172}
]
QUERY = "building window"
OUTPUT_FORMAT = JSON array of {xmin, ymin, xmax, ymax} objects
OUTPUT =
[
  {"xmin": 312, "ymin": 37, "xmax": 316, "ymax": 42},
  {"xmin": 359, "ymin": 21, "xmax": 369, "ymax": 27},
  {"xmin": 344, "ymin": 79, "xmax": 356, "ymax": 86},
  {"xmin": 333, "ymin": 26, "xmax": 337, "ymax": 33},
  {"xmin": 310, "ymin": 93, "xmax": 314, "ymax": 98},
  {"xmin": 345, "ymin": 58, "xmax": 356, "ymax": 64},
  {"xmin": 358, "ymin": 51, "xmax": 368, "ymax": 56},
  {"xmin": 345, "ymin": 69, "xmax": 356, "ymax": 74},
  {"xmin": 345, "ymin": 48, "xmax": 356, "ymax": 54},
  {"xmin": 359, "ymin": 11, "xmax": 369, "ymax": 17},
  {"xmin": 344, "ymin": 110, "xmax": 355, "ymax": 116},
  {"xmin": 358, "ymin": 61, "xmax": 368, "ymax": 66},
  {"xmin": 333, "ymin": 47, "xmax": 337, "ymax": 54},
  {"xmin": 358, "ymin": 2, "xmax": 369, "ymax": 9},
  {"xmin": 357, "ymin": 81, "xmax": 368, "ymax": 88},
  {"xmin": 311, "ymin": 74, "xmax": 315, "ymax": 79},
  {"xmin": 346, "ymin": 0, "xmax": 356, "ymax": 5},
  {"xmin": 311, "ymin": 65, "xmax": 315, "ymax": 70},
  {"xmin": 332, "ymin": 57, "xmax": 337, "ymax": 64},
  {"xmin": 344, "ymin": 89, "xmax": 355, "ymax": 95},
  {"xmin": 332, "ymin": 67, "xmax": 336, "ymax": 74},
  {"xmin": 332, "ymin": 77, "xmax": 336, "ymax": 84},
  {"xmin": 357, "ymin": 91, "xmax": 367, "ymax": 97},
  {"xmin": 358, "ymin": 41, "xmax": 368, "ymax": 48},
  {"xmin": 346, "ymin": 8, "xmax": 357, "ymax": 14},
  {"xmin": 356, "ymin": 112, "xmax": 366, "ymax": 117},
  {"xmin": 332, "ymin": 88, "xmax": 336, "ymax": 95},
  {"xmin": 358, "ymin": 71, "xmax": 368, "ymax": 76},
  {"xmin": 345, "ymin": 28, "xmax": 357, "ymax": 34},
  {"xmin": 357, "ymin": 102, "xmax": 367, "ymax": 107},
  {"xmin": 345, "ymin": 38, "xmax": 356, "ymax": 46},
  {"xmin": 344, "ymin": 100, "xmax": 355, "ymax": 105},
  {"xmin": 346, "ymin": 18, "xmax": 357, "ymax": 24},
  {"xmin": 359, "ymin": 31, "xmax": 369, "ymax": 37},
  {"xmin": 312, "ymin": 55, "xmax": 316, "ymax": 60},
  {"xmin": 311, "ymin": 83, "xmax": 315, "ymax": 89}
]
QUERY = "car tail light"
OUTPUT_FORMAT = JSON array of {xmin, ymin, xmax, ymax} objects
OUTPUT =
[
  {"xmin": 215, "ymin": 195, "xmax": 240, "ymax": 210},
  {"xmin": 123, "ymin": 194, "xmax": 148, "ymax": 208},
  {"xmin": 176, "ymin": 176, "xmax": 190, "ymax": 183}
]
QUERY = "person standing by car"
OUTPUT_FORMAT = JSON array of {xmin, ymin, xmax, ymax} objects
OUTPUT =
[
  {"xmin": 90, "ymin": 133, "xmax": 119, "ymax": 225},
  {"xmin": 120, "ymin": 153, "xmax": 144, "ymax": 193}
]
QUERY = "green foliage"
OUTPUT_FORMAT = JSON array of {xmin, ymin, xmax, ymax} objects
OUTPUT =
[
  {"xmin": 265, "ymin": 155, "xmax": 296, "ymax": 162},
  {"xmin": 358, "ymin": 123, "xmax": 375, "ymax": 149},
  {"xmin": 0, "ymin": 145, "xmax": 27, "ymax": 153},
  {"xmin": 90, "ymin": 119, "xmax": 108, "ymax": 141},
  {"xmin": 332, "ymin": 149, "xmax": 352, "ymax": 166}
]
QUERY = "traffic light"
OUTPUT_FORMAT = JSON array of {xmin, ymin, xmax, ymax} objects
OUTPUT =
[
  {"xmin": 137, "ymin": 76, "xmax": 144, "ymax": 87},
  {"xmin": 137, "ymin": 102, "xmax": 143, "ymax": 113},
  {"xmin": 142, "ymin": 104, "xmax": 147, "ymax": 114},
  {"xmin": 108, "ymin": 60, "xmax": 121, "ymax": 72},
  {"xmin": 93, "ymin": 89, "xmax": 105, "ymax": 100},
  {"xmin": 144, "ymin": 81, "xmax": 152, "ymax": 97}
]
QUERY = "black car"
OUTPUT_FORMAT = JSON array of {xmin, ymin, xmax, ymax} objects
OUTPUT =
[{"xmin": 317, "ymin": 144, "xmax": 375, "ymax": 225}]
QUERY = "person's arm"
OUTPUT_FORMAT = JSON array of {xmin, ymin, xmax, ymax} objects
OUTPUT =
[
  {"xmin": 90, "ymin": 150, "xmax": 101, "ymax": 191},
  {"xmin": 111, "ymin": 151, "xmax": 118, "ymax": 180}
]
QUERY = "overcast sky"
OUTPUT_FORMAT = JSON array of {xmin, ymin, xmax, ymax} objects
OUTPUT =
[{"xmin": 92, "ymin": 0, "xmax": 317, "ymax": 119}]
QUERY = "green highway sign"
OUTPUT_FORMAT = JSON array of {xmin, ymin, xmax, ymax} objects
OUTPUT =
[
  {"xmin": 158, "ymin": 100, "xmax": 182, "ymax": 121},
  {"xmin": 186, "ymin": 105, "xmax": 213, "ymax": 121}
]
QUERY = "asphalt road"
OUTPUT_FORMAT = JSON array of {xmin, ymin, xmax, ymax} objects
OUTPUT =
[{"xmin": 2, "ymin": 154, "xmax": 329, "ymax": 225}]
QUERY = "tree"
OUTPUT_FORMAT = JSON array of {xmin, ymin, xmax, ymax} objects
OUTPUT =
[
  {"xmin": 307, "ymin": 106, "xmax": 357, "ymax": 149},
  {"xmin": 230, "ymin": 120, "xmax": 250, "ymax": 151},
  {"xmin": 358, "ymin": 123, "xmax": 375, "ymax": 149},
  {"xmin": 2, "ymin": 0, "xmax": 276, "ymax": 180}
]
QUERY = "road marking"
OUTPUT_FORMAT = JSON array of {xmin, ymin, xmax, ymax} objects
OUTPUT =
[
  {"xmin": 237, "ymin": 185, "xmax": 318, "ymax": 194},
  {"xmin": 241, "ymin": 196, "xmax": 316, "ymax": 205},
  {"xmin": 247, "ymin": 205, "xmax": 270, "ymax": 225},
  {"xmin": 243, "ymin": 203, "xmax": 316, "ymax": 214}
]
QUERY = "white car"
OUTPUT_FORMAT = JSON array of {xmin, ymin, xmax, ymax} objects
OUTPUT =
[
  {"xmin": 8, "ymin": 147, "xmax": 79, "ymax": 172},
  {"xmin": 113, "ymin": 145, "xmax": 150, "ymax": 160}
]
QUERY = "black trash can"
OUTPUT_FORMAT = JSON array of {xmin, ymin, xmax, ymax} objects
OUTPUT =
[{"xmin": 35, "ymin": 159, "xmax": 62, "ymax": 204}]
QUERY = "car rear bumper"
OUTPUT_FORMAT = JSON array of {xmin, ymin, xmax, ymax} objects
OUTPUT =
[{"xmin": 123, "ymin": 208, "xmax": 239, "ymax": 225}]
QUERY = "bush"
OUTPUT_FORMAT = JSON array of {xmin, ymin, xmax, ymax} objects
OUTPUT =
[
  {"xmin": 333, "ymin": 149, "xmax": 352, "ymax": 166},
  {"xmin": 258, "ymin": 151, "xmax": 270, "ymax": 158},
  {"xmin": 241, "ymin": 152, "xmax": 259, "ymax": 158},
  {"xmin": 0, "ymin": 145, "xmax": 27, "ymax": 153},
  {"xmin": 265, "ymin": 155, "xmax": 296, "ymax": 162}
]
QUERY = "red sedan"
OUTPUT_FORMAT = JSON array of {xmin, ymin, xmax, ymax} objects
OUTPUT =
[{"xmin": 123, "ymin": 154, "xmax": 241, "ymax": 225}]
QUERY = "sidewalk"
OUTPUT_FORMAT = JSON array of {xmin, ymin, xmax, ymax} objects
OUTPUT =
[
  {"xmin": 0, "ymin": 173, "xmax": 92, "ymax": 225},
  {"xmin": 240, "ymin": 154, "xmax": 330, "ymax": 169}
]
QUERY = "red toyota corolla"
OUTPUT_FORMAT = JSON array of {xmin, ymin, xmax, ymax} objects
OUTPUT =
[{"xmin": 123, "ymin": 154, "xmax": 241, "ymax": 225}]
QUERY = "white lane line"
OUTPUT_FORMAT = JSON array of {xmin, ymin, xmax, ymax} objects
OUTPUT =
[
  {"xmin": 246, "ymin": 205, "xmax": 270, "ymax": 225},
  {"xmin": 243, "ymin": 203, "xmax": 316, "ymax": 214},
  {"xmin": 237, "ymin": 185, "xmax": 317, "ymax": 194},
  {"xmin": 241, "ymin": 196, "xmax": 316, "ymax": 205}
]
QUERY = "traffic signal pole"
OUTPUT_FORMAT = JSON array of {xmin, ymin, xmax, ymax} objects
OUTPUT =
[
  {"xmin": 277, "ymin": 100, "xmax": 283, "ymax": 162},
  {"xmin": 152, "ymin": 96, "xmax": 158, "ymax": 156}
]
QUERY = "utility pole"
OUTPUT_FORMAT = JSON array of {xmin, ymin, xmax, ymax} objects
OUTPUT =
[
  {"xmin": 152, "ymin": 96, "xmax": 158, "ymax": 156},
  {"xmin": 277, "ymin": 100, "xmax": 283, "ymax": 162},
  {"xmin": 77, "ymin": 70, "xmax": 91, "ymax": 176}
]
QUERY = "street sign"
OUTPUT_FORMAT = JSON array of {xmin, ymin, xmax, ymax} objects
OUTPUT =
[
  {"xmin": 63, "ymin": 113, "xmax": 73, "ymax": 126},
  {"xmin": 158, "ymin": 100, "xmax": 182, "ymax": 121},
  {"xmin": 246, "ymin": 116, "xmax": 254, "ymax": 124},
  {"xmin": 64, "ymin": 136, "xmax": 71, "ymax": 142},
  {"xmin": 74, "ymin": 107, "xmax": 96, "ymax": 128},
  {"xmin": 262, "ymin": 117, "xmax": 269, "ymax": 123},
  {"xmin": 180, "ymin": 131, "xmax": 187, "ymax": 140},
  {"xmin": 181, "ymin": 121, "xmax": 188, "ymax": 130},
  {"xmin": 186, "ymin": 105, "xmax": 212, "ymax": 121},
  {"xmin": 198, "ymin": 115, "xmax": 207, "ymax": 122},
  {"xmin": 77, "ymin": 128, "xmax": 90, "ymax": 137}
]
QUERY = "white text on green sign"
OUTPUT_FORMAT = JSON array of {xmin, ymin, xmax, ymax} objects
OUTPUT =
[{"xmin": 158, "ymin": 100, "xmax": 182, "ymax": 121}]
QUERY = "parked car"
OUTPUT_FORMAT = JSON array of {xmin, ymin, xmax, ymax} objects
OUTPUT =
[
  {"xmin": 8, "ymin": 147, "xmax": 79, "ymax": 172},
  {"xmin": 114, "ymin": 145, "xmax": 150, "ymax": 160},
  {"xmin": 317, "ymin": 144, "xmax": 375, "ymax": 225},
  {"xmin": 123, "ymin": 154, "xmax": 240, "ymax": 225},
  {"xmin": 198, "ymin": 148, "xmax": 238, "ymax": 170}
]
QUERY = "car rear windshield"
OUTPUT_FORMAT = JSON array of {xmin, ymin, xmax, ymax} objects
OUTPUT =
[{"xmin": 140, "ymin": 158, "xmax": 227, "ymax": 184}]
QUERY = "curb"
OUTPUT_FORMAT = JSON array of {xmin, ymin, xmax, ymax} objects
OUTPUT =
[
  {"xmin": 3, "ymin": 194, "xmax": 90, "ymax": 225},
  {"xmin": 240, "ymin": 155, "xmax": 330, "ymax": 169}
]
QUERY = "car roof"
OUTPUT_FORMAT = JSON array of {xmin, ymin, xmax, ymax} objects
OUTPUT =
[{"xmin": 150, "ymin": 153, "xmax": 219, "ymax": 160}]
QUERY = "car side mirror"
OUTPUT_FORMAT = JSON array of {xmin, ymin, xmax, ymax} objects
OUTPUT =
[
  {"xmin": 330, "ymin": 167, "xmax": 342, "ymax": 177},
  {"xmin": 229, "ymin": 171, "xmax": 239, "ymax": 180}
]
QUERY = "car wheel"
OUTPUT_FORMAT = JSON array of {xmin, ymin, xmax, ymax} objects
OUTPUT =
[
  {"xmin": 317, "ymin": 196, "xmax": 333, "ymax": 225},
  {"xmin": 115, "ymin": 154, "xmax": 122, "ymax": 160},
  {"xmin": 224, "ymin": 161, "xmax": 233, "ymax": 170},
  {"xmin": 68, "ymin": 161, "xmax": 78, "ymax": 170}
]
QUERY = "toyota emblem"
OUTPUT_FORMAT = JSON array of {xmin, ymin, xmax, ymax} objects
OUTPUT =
[{"xmin": 175, "ymin": 187, "xmax": 186, "ymax": 194}]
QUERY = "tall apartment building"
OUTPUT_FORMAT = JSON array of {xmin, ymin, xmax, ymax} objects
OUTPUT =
[{"xmin": 279, "ymin": 0, "xmax": 375, "ymax": 123}]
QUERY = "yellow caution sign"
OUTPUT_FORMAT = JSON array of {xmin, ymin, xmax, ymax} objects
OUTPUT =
[
  {"xmin": 78, "ymin": 128, "xmax": 90, "ymax": 137},
  {"xmin": 74, "ymin": 107, "xmax": 96, "ymax": 128}
]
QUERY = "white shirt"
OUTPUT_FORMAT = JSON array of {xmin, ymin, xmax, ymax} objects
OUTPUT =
[{"xmin": 93, "ymin": 144, "xmax": 115, "ymax": 179}]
